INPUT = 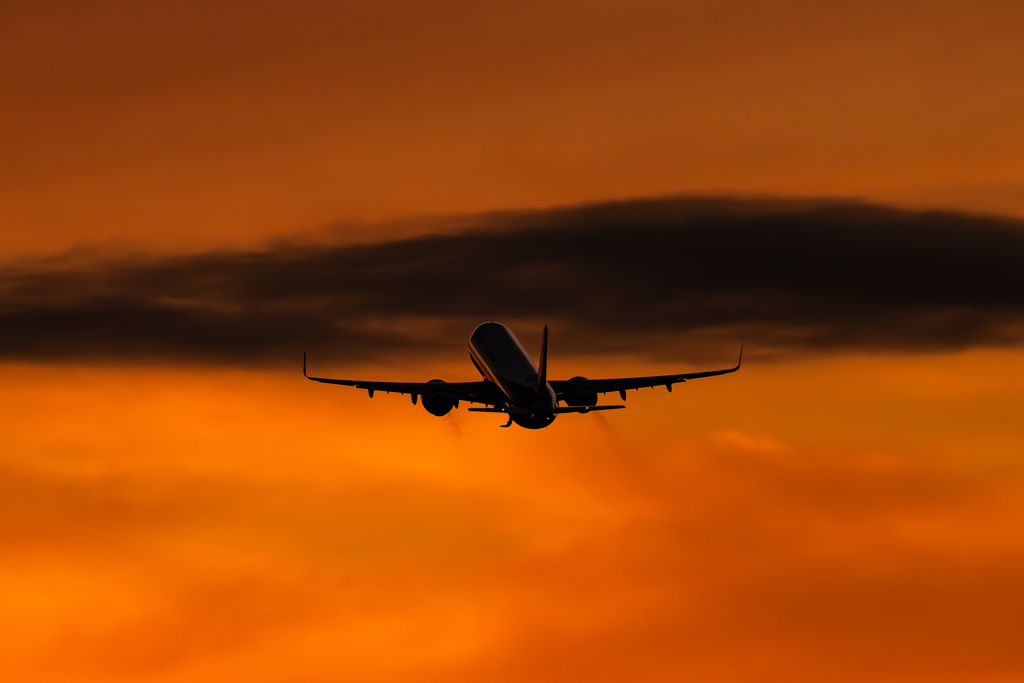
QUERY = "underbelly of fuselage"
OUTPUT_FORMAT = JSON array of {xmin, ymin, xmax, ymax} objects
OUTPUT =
[{"xmin": 468, "ymin": 322, "xmax": 556, "ymax": 422}]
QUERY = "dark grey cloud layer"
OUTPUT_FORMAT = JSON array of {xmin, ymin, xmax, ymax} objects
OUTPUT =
[{"xmin": 3, "ymin": 197, "xmax": 1024, "ymax": 366}]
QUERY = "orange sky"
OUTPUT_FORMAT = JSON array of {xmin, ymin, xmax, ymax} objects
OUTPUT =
[
  {"xmin": 4, "ymin": 1, "xmax": 1024, "ymax": 681},
  {"xmin": 2, "ymin": 0, "xmax": 1024, "ymax": 257},
  {"xmin": 3, "ymin": 351, "xmax": 1024, "ymax": 681}
]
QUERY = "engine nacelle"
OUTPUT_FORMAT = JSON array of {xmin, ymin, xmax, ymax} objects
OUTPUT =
[
  {"xmin": 563, "ymin": 376, "xmax": 598, "ymax": 407},
  {"xmin": 422, "ymin": 379, "xmax": 458, "ymax": 416}
]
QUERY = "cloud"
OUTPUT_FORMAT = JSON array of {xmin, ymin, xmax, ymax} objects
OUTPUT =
[
  {"xmin": 4, "ymin": 354, "xmax": 1024, "ymax": 681},
  {"xmin": 2, "ymin": 196, "xmax": 1024, "ymax": 366}
]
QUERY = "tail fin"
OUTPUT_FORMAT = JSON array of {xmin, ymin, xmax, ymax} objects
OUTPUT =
[{"xmin": 538, "ymin": 325, "xmax": 548, "ymax": 390}]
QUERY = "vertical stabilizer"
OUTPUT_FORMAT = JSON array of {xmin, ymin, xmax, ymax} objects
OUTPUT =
[{"xmin": 538, "ymin": 325, "xmax": 548, "ymax": 390}]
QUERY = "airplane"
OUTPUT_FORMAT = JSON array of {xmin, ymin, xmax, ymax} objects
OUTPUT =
[{"xmin": 304, "ymin": 322, "xmax": 741, "ymax": 429}]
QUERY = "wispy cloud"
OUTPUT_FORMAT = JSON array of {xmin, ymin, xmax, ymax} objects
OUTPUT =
[{"xmin": 3, "ymin": 197, "xmax": 1024, "ymax": 366}]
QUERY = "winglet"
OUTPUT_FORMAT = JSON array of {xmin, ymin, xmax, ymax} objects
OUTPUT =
[
  {"xmin": 303, "ymin": 352, "xmax": 309, "ymax": 378},
  {"xmin": 537, "ymin": 325, "xmax": 548, "ymax": 390},
  {"xmin": 737, "ymin": 344, "xmax": 744, "ymax": 370}
]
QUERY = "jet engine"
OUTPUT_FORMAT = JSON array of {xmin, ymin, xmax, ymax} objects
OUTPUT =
[
  {"xmin": 563, "ymin": 376, "xmax": 598, "ymax": 407},
  {"xmin": 422, "ymin": 379, "xmax": 458, "ymax": 416}
]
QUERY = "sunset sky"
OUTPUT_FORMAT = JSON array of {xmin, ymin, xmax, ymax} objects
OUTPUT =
[{"xmin": 3, "ymin": 1, "xmax": 1024, "ymax": 681}]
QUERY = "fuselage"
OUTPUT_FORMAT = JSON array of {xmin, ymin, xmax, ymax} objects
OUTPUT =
[{"xmin": 468, "ymin": 322, "xmax": 557, "ymax": 428}]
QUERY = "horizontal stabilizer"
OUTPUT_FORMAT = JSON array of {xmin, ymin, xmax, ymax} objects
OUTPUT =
[
  {"xmin": 553, "ymin": 405, "xmax": 625, "ymax": 414},
  {"xmin": 468, "ymin": 405, "xmax": 626, "ymax": 415}
]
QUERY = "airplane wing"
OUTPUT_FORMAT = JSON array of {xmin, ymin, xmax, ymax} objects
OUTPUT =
[
  {"xmin": 550, "ymin": 346, "xmax": 742, "ymax": 402},
  {"xmin": 303, "ymin": 354, "xmax": 500, "ymax": 405}
]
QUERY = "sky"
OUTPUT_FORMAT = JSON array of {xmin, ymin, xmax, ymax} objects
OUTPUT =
[{"xmin": 3, "ymin": 1, "xmax": 1024, "ymax": 681}]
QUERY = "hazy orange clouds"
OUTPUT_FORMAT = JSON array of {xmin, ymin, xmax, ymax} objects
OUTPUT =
[
  {"xmin": 2, "ymin": 0, "xmax": 1024, "ymax": 257},
  {"xmin": 2, "ymin": 350, "xmax": 1024, "ymax": 681}
]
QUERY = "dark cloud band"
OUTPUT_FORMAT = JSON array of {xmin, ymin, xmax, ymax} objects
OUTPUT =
[{"xmin": 2, "ymin": 197, "xmax": 1024, "ymax": 366}]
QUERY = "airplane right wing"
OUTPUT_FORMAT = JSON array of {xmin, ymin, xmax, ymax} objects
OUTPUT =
[{"xmin": 550, "ymin": 346, "xmax": 742, "ymax": 402}]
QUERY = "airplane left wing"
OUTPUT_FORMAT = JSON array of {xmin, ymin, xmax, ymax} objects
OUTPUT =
[
  {"xmin": 303, "ymin": 354, "xmax": 500, "ymax": 405},
  {"xmin": 551, "ymin": 346, "xmax": 742, "ymax": 402}
]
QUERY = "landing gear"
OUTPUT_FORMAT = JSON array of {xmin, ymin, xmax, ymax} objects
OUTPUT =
[{"xmin": 501, "ymin": 413, "xmax": 513, "ymax": 428}]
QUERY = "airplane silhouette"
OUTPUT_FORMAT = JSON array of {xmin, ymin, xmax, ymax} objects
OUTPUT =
[{"xmin": 304, "ymin": 322, "xmax": 741, "ymax": 429}]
